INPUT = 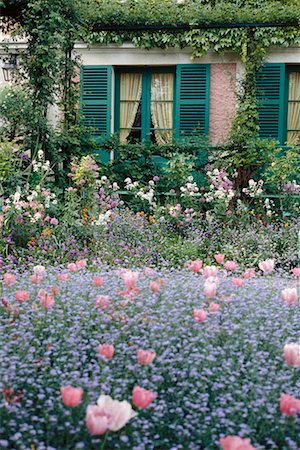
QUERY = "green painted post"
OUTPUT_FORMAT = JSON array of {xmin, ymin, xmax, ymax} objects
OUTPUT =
[{"xmin": 298, "ymin": 230, "xmax": 300, "ymax": 266}]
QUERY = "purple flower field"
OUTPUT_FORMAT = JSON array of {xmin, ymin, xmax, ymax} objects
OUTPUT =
[{"xmin": 0, "ymin": 265, "xmax": 300, "ymax": 449}]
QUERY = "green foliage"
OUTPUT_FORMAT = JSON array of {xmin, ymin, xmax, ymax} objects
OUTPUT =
[
  {"xmin": 264, "ymin": 147, "xmax": 300, "ymax": 189},
  {"xmin": 0, "ymin": 85, "xmax": 32, "ymax": 140}
]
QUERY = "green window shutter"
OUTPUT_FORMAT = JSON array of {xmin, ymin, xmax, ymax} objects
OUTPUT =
[
  {"xmin": 175, "ymin": 64, "xmax": 210, "ymax": 138},
  {"xmin": 81, "ymin": 65, "xmax": 112, "ymax": 139},
  {"xmin": 257, "ymin": 63, "xmax": 285, "ymax": 143}
]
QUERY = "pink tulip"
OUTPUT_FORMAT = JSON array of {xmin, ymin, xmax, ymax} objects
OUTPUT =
[
  {"xmin": 86, "ymin": 395, "xmax": 137, "ymax": 435},
  {"xmin": 224, "ymin": 261, "xmax": 237, "ymax": 271},
  {"xmin": 137, "ymin": 349, "xmax": 156, "ymax": 366},
  {"xmin": 194, "ymin": 309, "xmax": 207, "ymax": 322},
  {"xmin": 50, "ymin": 286, "xmax": 60, "ymax": 296},
  {"xmin": 280, "ymin": 393, "xmax": 300, "ymax": 416},
  {"xmin": 122, "ymin": 270, "xmax": 139, "ymax": 291},
  {"xmin": 67, "ymin": 263, "xmax": 77, "ymax": 272},
  {"xmin": 93, "ymin": 276, "xmax": 103, "ymax": 287},
  {"xmin": 242, "ymin": 268, "xmax": 256, "ymax": 279},
  {"xmin": 58, "ymin": 273, "xmax": 69, "ymax": 282},
  {"xmin": 202, "ymin": 266, "xmax": 219, "ymax": 278},
  {"xmin": 30, "ymin": 274, "xmax": 43, "ymax": 284},
  {"xmin": 291, "ymin": 267, "xmax": 300, "ymax": 276},
  {"xmin": 39, "ymin": 293, "xmax": 55, "ymax": 310},
  {"xmin": 204, "ymin": 282, "xmax": 217, "ymax": 299},
  {"xmin": 98, "ymin": 344, "xmax": 114, "ymax": 360},
  {"xmin": 231, "ymin": 278, "xmax": 244, "ymax": 288},
  {"xmin": 258, "ymin": 259, "xmax": 275, "ymax": 273},
  {"xmin": 132, "ymin": 386, "xmax": 157, "ymax": 409},
  {"xmin": 209, "ymin": 302, "xmax": 220, "ymax": 313},
  {"xmin": 15, "ymin": 290, "xmax": 30, "ymax": 303},
  {"xmin": 96, "ymin": 295, "xmax": 110, "ymax": 310},
  {"xmin": 144, "ymin": 267, "xmax": 154, "ymax": 277},
  {"xmin": 76, "ymin": 259, "xmax": 87, "ymax": 269},
  {"xmin": 150, "ymin": 281, "xmax": 161, "ymax": 293},
  {"xmin": 281, "ymin": 288, "xmax": 298, "ymax": 306},
  {"xmin": 204, "ymin": 276, "xmax": 220, "ymax": 287},
  {"xmin": 188, "ymin": 260, "xmax": 203, "ymax": 273},
  {"xmin": 214, "ymin": 254, "xmax": 225, "ymax": 265},
  {"xmin": 220, "ymin": 435, "xmax": 256, "ymax": 450},
  {"xmin": 284, "ymin": 343, "xmax": 300, "ymax": 367},
  {"xmin": 3, "ymin": 273, "xmax": 16, "ymax": 286},
  {"xmin": 33, "ymin": 265, "xmax": 46, "ymax": 275},
  {"xmin": 60, "ymin": 386, "xmax": 83, "ymax": 407}
]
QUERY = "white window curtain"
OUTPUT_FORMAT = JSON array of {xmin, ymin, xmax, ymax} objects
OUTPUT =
[
  {"xmin": 287, "ymin": 72, "xmax": 300, "ymax": 145},
  {"xmin": 151, "ymin": 73, "xmax": 173, "ymax": 145},
  {"xmin": 120, "ymin": 73, "xmax": 142, "ymax": 143}
]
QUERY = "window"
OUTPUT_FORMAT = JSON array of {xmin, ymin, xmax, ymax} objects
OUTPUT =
[
  {"xmin": 115, "ymin": 68, "xmax": 175, "ymax": 144},
  {"xmin": 257, "ymin": 63, "xmax": 300, "ymax": 145},
  {"xmin": 81, "ymin": 64, "xmax": 210, "ymax": 155}
]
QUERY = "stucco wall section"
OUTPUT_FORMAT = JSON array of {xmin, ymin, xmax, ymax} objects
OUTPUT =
[{"xmin": 209, "ymin": 63, "xmax": 237, "ymax": 145}]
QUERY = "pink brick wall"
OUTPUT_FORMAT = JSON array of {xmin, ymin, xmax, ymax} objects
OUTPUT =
[{"xmin": 209, "ymin": 64, "xmax": 237, "ymax": 145}]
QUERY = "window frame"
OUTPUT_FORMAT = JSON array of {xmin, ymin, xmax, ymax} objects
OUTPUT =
[
  {"xmin": 284, "ymin": 64, "xmax": 300, "ymax": 145},
  {"xmin": 114, "ymin": 66, "xmax": 176, "ymax": 143}
]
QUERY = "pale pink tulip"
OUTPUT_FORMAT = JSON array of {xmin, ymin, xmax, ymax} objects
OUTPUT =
[
  {"xmin": 242, "ymin": 268, "xmax": 256, "ymax": 279},
  {"xmin": 122, "ymin": 270, "xmax": 139, "ymax": 291},
  {"xmin": 132, "ymin": 386, "xmax": 157, "ymax": 409},
  {"xmin": 281, "ymin": 288, "xmax": 298, "ymax": 306},
  {"xmin": 204, "ymin": 282, "xmax": 217, "ymax": 299},
  {"xmin": 98, "ymin": 344, "xmax": 114, "ymax": 360},
  {"xmin": 50, "ymin": 217, "xmax": 59, "ymax": 226},
  {"xmin": 15, "ymin": 290, "xmax": 30, "ymax": 303},
  {"xmin": 33, "ymin": 265, "xmax": 46, "ymax": 275},
  {"xmin": 3, "ymin": 273, "xmax": 16, "ymax": 286},
  {"xmin": 284, "ymin": 343, "xmax": 300, "ymax": 367},
  {"xmin": 30, "ymin": 274, "xmax": 43, "ymax": 284},
  {"xmin": 280, "ymin": 393, "xmax": 300, "ymax": 416},
  {"xmin": 231, "ymin": 278, "xmax": 244, "ymax": 288},
  {"xmin": 137, "ymin": 349, "xmax": 156, "ymax": 366},
  {"xmin": 258, "ymin": 259, "xmax": 275, "ymax": 273},
  {"xmin": 58, "ymin": 273, "xmax": 69, "ymax": 282},
  {"xmin": 144, "ymin": 267, "xmax": 154, "ymax": 277},
  {"xmin": 204, "ymin": 276, "xmax": 220, "ymax": 287},
  {"xmin": 60, "ymin": 386, "xmax": 83, "ymax": 407},
  {"xmin": 214, "ymin": 254, "xmax": 225, "ymax": 265},
  {"xmin": 224, "ymin": 261, "xmax": 237, "ymax": 271},
  {"xmin": 93, "ymin": 276, "xmax": 103, "ymax": 287},
  {"xmin": 188, "ymin": 260, "xmax": 203, "ymax": 273},
  {"xmin": 194, "ymin": 309, "xmax": 207, "ymax": 322},
  {"xmin": 220, "ymin": 435, "xmax": 256, "ymax": 450},
  {"xmin": 76, "ymin": 259, "xmax": 87, "ymax": 269},
  {"xmin": 86, "ymin": 404, "xmax": 109, "ymax": 435},
  {"xmin": 67, "ymin": 263, "xmax": 77, "ymax": 272},
  {"xmin": 96, "ymin": 295, "xmax": 110, "ymax": 310},
  {"xmin": 150, "ymin": 281, "xmax": 161, "ymax": 293},
  {"xmin": 202, "ymin": 266, "xmax": 219, "ymax": 278},
  {"xmin": 209, "ymin": 302, "xmax": 220, "ymax": 313},
  {"xmin": 291, "ymin": 267, "xmax": 300, "ymax": 276}
]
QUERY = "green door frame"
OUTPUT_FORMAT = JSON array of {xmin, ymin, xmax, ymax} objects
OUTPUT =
[{"xmin": 284, "ymin": 65, "xmax": 300, "ymax": 145}]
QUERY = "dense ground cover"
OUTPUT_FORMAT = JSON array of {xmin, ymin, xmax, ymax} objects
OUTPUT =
[{"xmin": 1, "ymin": 263, "xmax": 299, "ymax": 449}]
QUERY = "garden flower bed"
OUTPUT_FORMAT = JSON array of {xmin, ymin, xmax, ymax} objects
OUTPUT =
[{"xmin": 0, "ymin": 262, "xmax": 299, "ymax": 449}]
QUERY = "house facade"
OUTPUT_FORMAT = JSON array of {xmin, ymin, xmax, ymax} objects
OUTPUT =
[{"xmin": 1, "ymin": 35, "xmax": 300, "ymax": 148}]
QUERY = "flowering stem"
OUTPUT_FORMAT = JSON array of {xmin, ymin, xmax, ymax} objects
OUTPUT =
[{"xmin": 100, "ymin": 430, "xmax": 109, "ymax": 450}]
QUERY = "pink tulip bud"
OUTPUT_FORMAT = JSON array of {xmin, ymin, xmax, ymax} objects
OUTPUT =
[
  {"xmin": 98, "ymin": 344, "xmax": 114, "ymax": 360},
  {"xmin": 33, "ymin": 265, "xmax": 46, "ymax": 275},
  {"xmin": 60, "ymin": 386, "xmax": 83, "ymax": 407},
  {"xmin": 50, "ymin": 286, "xmax": 60, "ymax": 296},
  {"xmin": 220, "ymin": 435, "xmax": 256, "ymax": 450},
  {"xmin": 224, "ymin": 261, "xmax": 237, "ymax": 271},
  {"xmin": 95, "ymin": 295, "xmax": 110, "ymax": 310},
  {"xmin": 209, "ymin": 302, "xmax": 220, "ymax": 313},
  {"xmin": 281, "ymin": 288, "xmax": 298, "ymax": 306},
  {"xmin": 15, "ymin": 290, "xmax": 30, "ymax": 303},
  {"xmin": 58, "ymin": 273, "xmax": 69, "ymax": 282},
  {"xmin": 3, "ymin": 273, "xmax": 16, "ymax": 286},
  {"xmin": 258, "ymin": 259, "xmax": 275, "ymax": 273},
  {"xmin": 284, "ymin": 343, "xmax": 300, "ymax": 367},
  {"xmin": 137, "ymin": 349, "xmax": 156, "ymax": 366},
  {"xmin": 204, "ymin": 282, "xmax": 217, "ymax": 299},
  {"xmin": 150, "ymin": 281, "xmax": 160, "ymax": 293},
  {"xmin": 291, "ymin": 267, "xmax": 300, "ymax": 276},
  {"xmin": 280, "ymin": 393, "xmax": 300, "ymax": 416},
  {"xmin": 202, "ymin": 266, "xmax": 219, "ymax": 278},
  {"xmin": 67, "ymin": 263, "xmax": 77, "ymax": 272},
  {"xmin": 188, "ymin": 260, "xmax": 203, "ymax": 273},
  {"xmin": 76, "ymin": 259, "xmax": 87, "ymax": 269},
  {"xmin": 40, "ymin": 293, "xmax": 55, "ymax": 310},
  {"xmin": 93, "ymin": 276, "xmax": 103, "ymax": 287},
  {"xmin": 132, "ymin": 386, "xmax": 157, "ymax": 409},
  {"xmin": 122, "ymin": 270, "xmax": 139, "ymax": 291},
  {"xmin": 231, "ymin": 278, "xmax": 244, "ymax": 288},
  {"xmin": 30, "ymin": 274, "xmax": 43, "ymax": 284},
  {"xmin": 214, "ymin": 254, "xmax": 225, "ymax": 265},
  {"xmin": 242, "ymin": 268, "xmax": 256, "ymax": 279},
  {"xmin": 144, "ymin": 267, "xmax": 154, "ymax": 277},
  {"xmin": 194, "ymin": 309, "xmax": 207, "ymax": 322}
]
